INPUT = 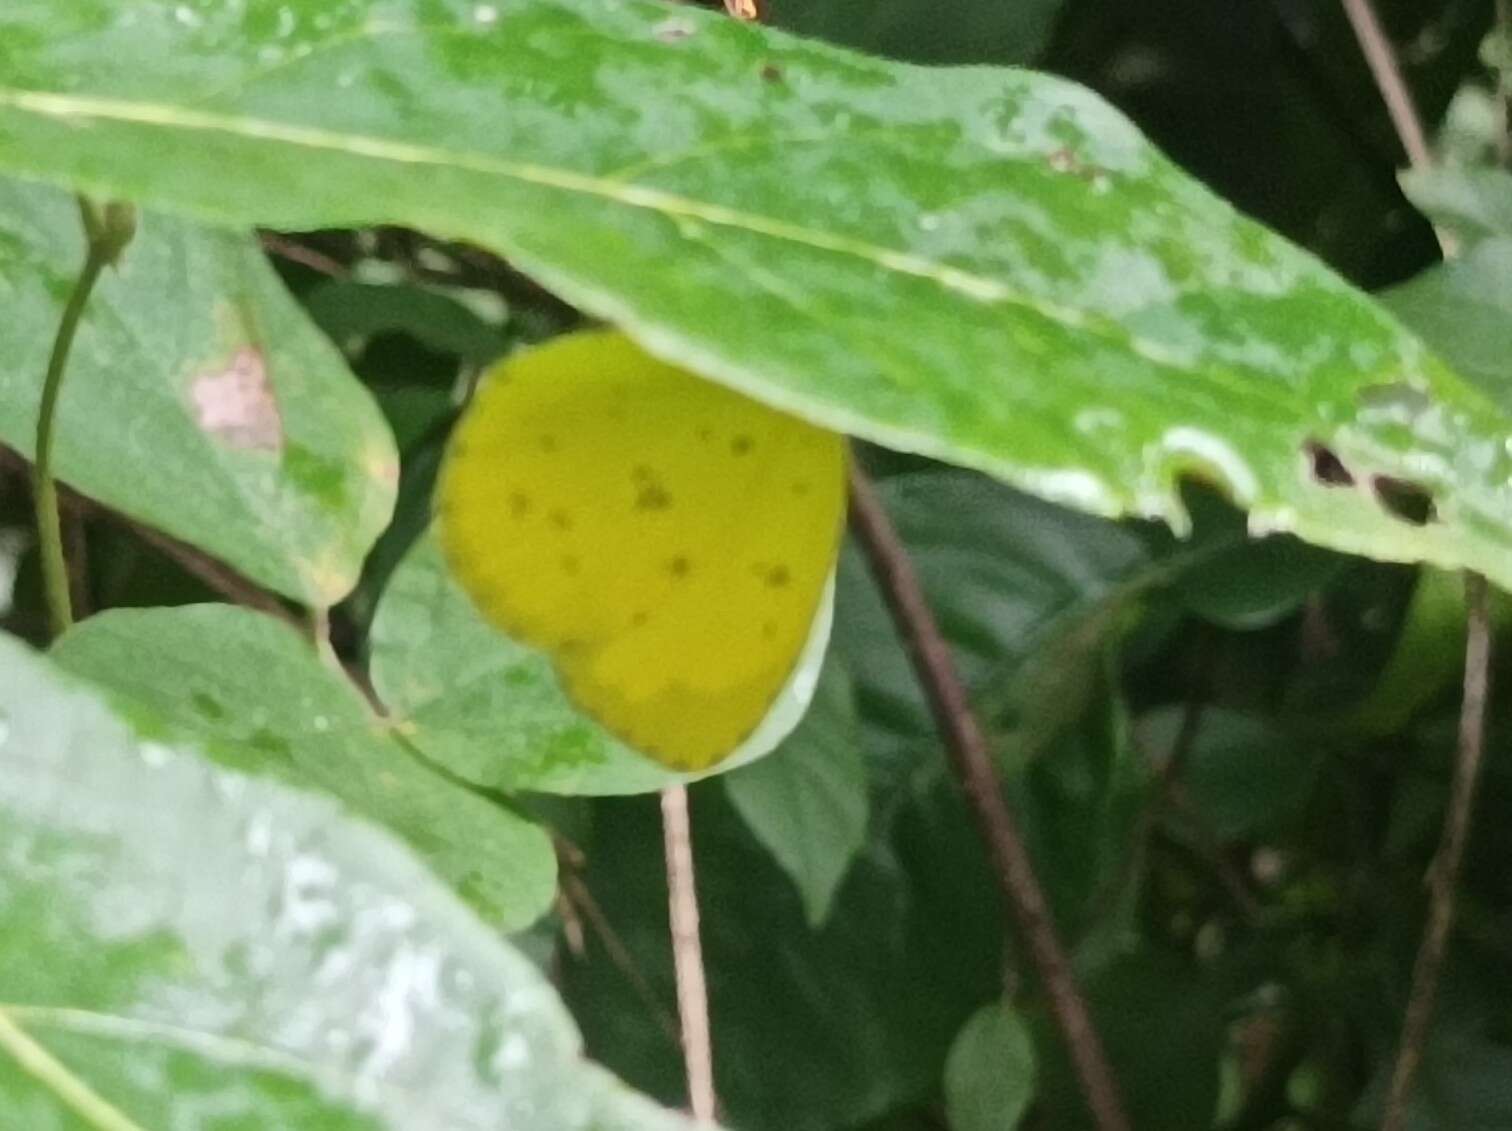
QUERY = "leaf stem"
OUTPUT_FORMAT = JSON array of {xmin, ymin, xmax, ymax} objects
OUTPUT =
[
  {"xmin": 32, "ymin": 197, "xmax": 136, "ymax": 638},
  {"xmin": 1337, "ymin": 0, "xmax": 1432, "ymax": 171},
  {"xmin": 1381, "ymin": 574, "xmax": 1494, "ymax": 1131},
  {"xmin": 846, "ymin": 462, "xmax": 1130, "ymax": 1131},
  {"xmin": 0, "ymin": 1006, "xmax": 149, "ymax": 1131},
  {"xmin": 661, "ymin": 784, "xmax": 717, "ymax": 1123}
]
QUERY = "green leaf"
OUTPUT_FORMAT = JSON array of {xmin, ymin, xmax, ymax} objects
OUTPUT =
[
  {"xmin": 1142, "ymin": 706, "xmax": 1317, "ymax": 839},
  {"xmin": 1381, "ymin": 237, "xmax": 1512, "ymax": 405},
  {"xmin": 1, "ymin": 3, "xmax": 1509, "ymax": 585},
  {"xmin": 368, "ymin": 533, "xmax": 831, "ymax": 793},
  {"xmin": 943, "ymin": 1002, "xmax": 1037, "ymax": 1131},
  {"xmin": 0, "ymin": 178, "xmax": 397, "ymax": 606},
  {"xmin": 0, "ymin": 630, "xmax": 707, "ymax": 1131},
  {"xmin": 832, "ymin": 470, "xmax": 1160, "ymax": 774},
  {"xmin": 302, "ymin": 278, "xmax": 508, "ymax": 368},
  {"xmin": 1172, "ymin": 486, "xmax": 1348, "ymax": 630},
  {"xmin": 369, "ymin": 534, "xmax": 679, "ymax": 795},
  {"xmin": 1399, "ymin": 167, "xmax": 1512, "ymax": 245},
  {"xmin": 50, "ymin": 604, "xmax": 557, "ymax": 932},
  {"xmin": 723, "ymin": 662, "xmax": 867, "ymax": 926}
]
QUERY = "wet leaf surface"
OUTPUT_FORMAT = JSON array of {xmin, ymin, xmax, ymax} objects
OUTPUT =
[
  {"xmin": 0, "ymin": 178, "xmax": 396, "ymax": 606},
  {"xmin": 0, "ymin": 630, "xmax": 707, "ymax": 1131},
  {"xmin": 0, "ymin": 2, "xmax": 1509, "ymax": 582}
]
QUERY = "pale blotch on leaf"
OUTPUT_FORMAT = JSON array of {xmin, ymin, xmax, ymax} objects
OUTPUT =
[{"xmin": 190, "ymin": 346, "xmax": 284, "ymax": 452}]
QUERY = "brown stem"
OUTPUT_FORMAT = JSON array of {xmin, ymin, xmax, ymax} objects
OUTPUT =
[
  {"xmin": 0, "ymin": 444, "xmax": 299, "ymax": 630},
  {"xmin": 121, "ymin": 514, "xmax": 301, "ymax": 629},
  {"xmin": 847, "ymin": 463, "xmax": 1130, "ymax": 1131},
  {"xmin": 258, "ymin": 232, "xmax": 349, "ymax": 278},
  {"xmin": 1337, "ymin": 0, "xmax": 1432, "ymax": 171},
  {"xmin": 1380, "ymin": 574, "xmax": 1493, "ymax": 1131},
  {"xmin": 560, "ymin": 871, "xmax": 683, "ymax": 1049},
  {"xmin": 661, "ymin": 784, "xmax": 717, "ymax": 1123}
]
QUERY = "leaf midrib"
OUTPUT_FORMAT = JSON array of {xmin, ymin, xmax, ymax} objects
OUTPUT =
[{"xmin": 0, "ymin": 86, "xmax": 1202, "ymax": 374}]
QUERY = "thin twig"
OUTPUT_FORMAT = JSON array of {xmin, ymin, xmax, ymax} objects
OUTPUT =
[
  {"xmin": 847, "ymin": 463, "xmax": 1130, "ymax": 1131},
  {"xmin": 661, "ymin": 784, "xmax": 717, "ymax": 1123},
  {"xmin": 31, "ymin": 197, "xmax": 135, "ymax": 638},
  {"xmin": 0, "ymin": 1008, "xmax": 147, "ymax": 1131},
  {"xmin": 1338, "ymin": 0, "xmax": 1433, "ymax": 171},
  {"xmin": 32, "ymin": 239, "xmax": 108, "ymax": 636},
  {"xmin": 116, "ymin": 510, "xmax": 302, "ymax": 629},
  {"xmin": 1, "ymin": 444, "xmax": 302, "ymax": 632},
  {"xmin": 63, "ymin": 503, "xmax": 91, "ymax": 620},
  {"xmin": 560, "ymin": 872, "xmax": 683, "ymax": 1049},
  {"xmin": 1381, "ymin": 574, "xmax": 1493, "ymax": 1131},
  {"xmin": 258, "ymin": 231, "xmax": 349, "ymax": 278},
  {"xmin": 1335, "ymin": 7, "xmax": 1499, "ymax": 1124}
]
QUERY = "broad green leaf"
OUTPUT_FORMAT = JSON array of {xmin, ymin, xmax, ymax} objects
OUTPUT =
[
  {"xmin": 302, "ymin": 278, "xmax": 508, "ymax": 369},
  {"xmin": 1382, "ymin": 237, "xmax": 1512, "ymax": 405},
  {"xmin": 1174, "ymin": 494, "xmax": 1348, "ymax": 630},
  {"xmin": 0, "ymin": 178, "xmax": 397, "ymax": 606},
  {"xmin": 943, "ymin": 1003, "xmax": 1036, "ymax": 1131},
  {"xmin": 50, "ymin": 604, "xmax": 557, "ymax": 932},
  {"xmin": 368, "ymin": 533, "xmax": 831, "ymax": 794},
  {"xmin": 369, "ymin": 534, "xmax": 679, "ymax": 795},
  {"xmin": 0, "ymin": 631, "xmax": 707, "ymax": 1131},
  {"xmin": 1399, "ymin": 167, "xmax": 1512, "ymax": 245},
  {"xmin": 723, "ymin": 662, "xmax": 867, "ymax": 926},
  {"xmin": 1, "ymin": 4, "xmax": 1510, "ymax": 585}
]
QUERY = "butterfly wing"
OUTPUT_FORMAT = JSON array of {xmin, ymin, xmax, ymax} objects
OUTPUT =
[{"xmin": 437, "ymin": 330, "xmax": 846, "ymax": 770}]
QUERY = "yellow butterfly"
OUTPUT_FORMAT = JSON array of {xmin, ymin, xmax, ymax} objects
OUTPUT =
[{"xmin": 436, "ymin": 329, "xmax": 847, "ymax": 771}]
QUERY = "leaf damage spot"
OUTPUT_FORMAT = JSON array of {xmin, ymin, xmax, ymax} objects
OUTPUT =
[
  {"xmin": 1303, "ymin": 440, "xmax": 1355, "ymax": 488},
  {"xmin": 653, "ymin": 17, "xmax": 695, "ymax": 43},
  {"xmin": 1372, "ymin": 476, "xmax": 1437, "ymax": 526},
  {"xmin": 190, "ymin": 347, "xmax": 284, "ymax": 452}
]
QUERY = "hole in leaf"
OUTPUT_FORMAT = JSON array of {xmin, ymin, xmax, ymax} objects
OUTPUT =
[
  {"xmin": 1372, "ymin": 476, "xmax": 1437, "ymax": 526},
  {"xmin": 1303, "ymin": 440, "xmax": 1354, "ymax": 487}
]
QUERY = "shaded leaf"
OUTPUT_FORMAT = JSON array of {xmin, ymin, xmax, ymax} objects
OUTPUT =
[
  {"xmin": 302, "ymin": 278, "xmax": 507, "ymax": 368},
  {"xmin": 0, "ymin": 630, "xmax": 706, "ymax": 1131},
  {"xmin": 1399, "ymin": 167, "xmax": 1512, "ymax": 245},
  {"xmin": 0, "ymin": 178, "xmax": 396, "ymax": 606},
  {"xmin": 0, "ymin": 3, "xmax": 1509, "ymax": 582},
  {"xmin": 368, "ymin": 533, "xmax": 831, "ymax": 794},
  {"xmin": 832, "ymin": 470, "xmax": 1161, "ymax": 774},
  {"xmin": 1381, "ymin": 236, "xmax": 1512, "ymax": 405},
  {"xmin": 723, "ymin": 661, "xmax": 867, "ymax": 926},
  {"xmin": 51, "ymin": 604, "xmax": 556, "ymax": 932},
  {"xmin": 943, "ymin": 1002, "xmax": 1036, "ymax": 1131}
]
